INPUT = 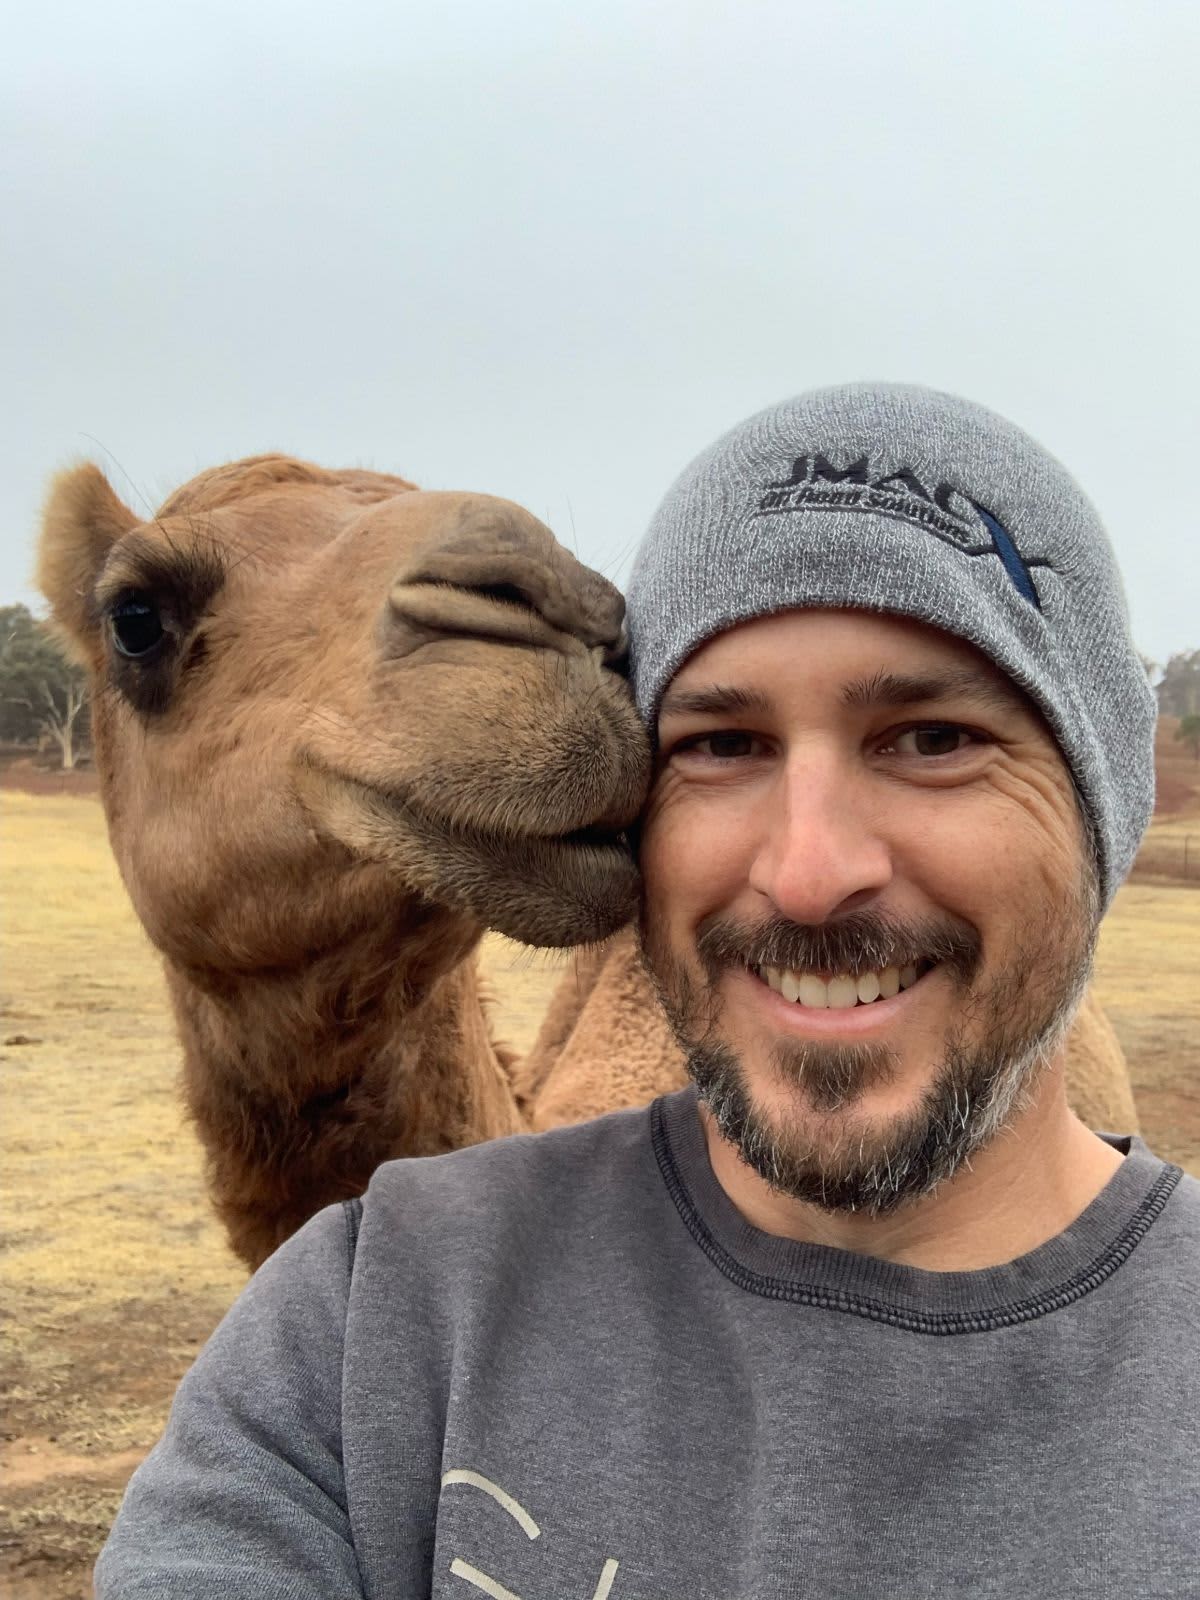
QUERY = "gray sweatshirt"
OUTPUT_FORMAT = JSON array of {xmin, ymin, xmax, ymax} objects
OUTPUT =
[{"xmin": 96, "ymin": 1089, "xmax": 1200, "ymax": 1598}]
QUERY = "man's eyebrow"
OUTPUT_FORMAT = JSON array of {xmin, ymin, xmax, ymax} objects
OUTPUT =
[
  {"xmin": 657, "ymin": 683, "xmax": 772, "ymax": 720},
  {"xmin": 841, "ymin": 668, "xmax": 1026, "ymax": 714}
]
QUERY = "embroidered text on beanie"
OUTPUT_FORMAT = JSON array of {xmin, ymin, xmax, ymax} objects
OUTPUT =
[{"xmin": 627, "ymin": 383, "xmax": 1156, "ymax": 906}]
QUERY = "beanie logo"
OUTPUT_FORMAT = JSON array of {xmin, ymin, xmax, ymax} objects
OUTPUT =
[{"xmin": 756, "ymin": 454, "xmax": 1047, "ymax": 608}]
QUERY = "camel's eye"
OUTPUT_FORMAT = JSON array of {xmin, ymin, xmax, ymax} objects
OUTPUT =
[{"xmin": 110, "ymin": 594, "xmax": 166, "ymax": 659}]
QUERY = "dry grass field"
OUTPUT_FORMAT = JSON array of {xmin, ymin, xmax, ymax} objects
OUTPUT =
[{"xmin": 2, "ymin": 787, "xmax": 1198, "ymax": 1599}]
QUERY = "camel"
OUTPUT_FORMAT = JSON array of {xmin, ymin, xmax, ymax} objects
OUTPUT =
[{"xmin": 37, "ymin": 455, "xmax": 1139, "ymax": 1270}]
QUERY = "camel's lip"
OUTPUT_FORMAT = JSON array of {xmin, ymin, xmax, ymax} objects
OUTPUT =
[
  {"xmin": 556, "ymin": 820, "xmax": 634, "ymax": 853},
  {"xmin": 299, "ymin": 756, "xmax": 635, "ymax": 865},
  {"xmin": 298, "ymin": 759, "xmax": 639, "ymax": 945},
  {"xmin": 368, "ymin": 779, "xmax": 632, "ymax": 861}
]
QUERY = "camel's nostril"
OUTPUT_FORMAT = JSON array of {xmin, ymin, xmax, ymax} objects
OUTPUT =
[
  {"xmin": 401, "ymin": 522, "xmax": 625, "ymax": 653},
  {"xmin": 387, "ymin": 579, "xmax": 566, "ymax": 657}
]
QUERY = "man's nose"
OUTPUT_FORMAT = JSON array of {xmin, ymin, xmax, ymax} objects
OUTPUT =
[{"xmin": 746, "ymin": 756, "xmax": 893, "ymax": 926}]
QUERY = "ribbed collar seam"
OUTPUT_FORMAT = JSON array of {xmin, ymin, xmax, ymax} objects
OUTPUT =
[{"xmin": 649, "ymin": 1097, "xmax": 1183, "ymax": 1336}]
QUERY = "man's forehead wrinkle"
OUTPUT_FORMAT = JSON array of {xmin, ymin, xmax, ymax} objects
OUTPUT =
[
  {"xmin": 659, "ymin": 683, "xmax": 773, "ymax": 720},
  {"xmin": 659, "ymin": 666, "xmax": 1025, "ymax": 726},
  {"xmin": 840, "ymin": 667, "xmax": 1025, "ymax": 715}
]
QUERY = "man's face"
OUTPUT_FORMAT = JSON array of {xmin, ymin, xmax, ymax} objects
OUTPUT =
[{"xmin": 638, "ymin": 608, "xmax": 1097, "ymax": 1214}]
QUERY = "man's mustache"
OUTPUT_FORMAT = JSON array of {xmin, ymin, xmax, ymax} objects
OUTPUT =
[{"xmin": 695, "ymin": 909, "xmax": 981, "ymax": 982}]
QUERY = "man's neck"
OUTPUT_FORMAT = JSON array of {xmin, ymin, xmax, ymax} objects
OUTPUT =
[{"xmin": 699, "ymin": 1076, "xmax": 1126, "ymax": 1272}]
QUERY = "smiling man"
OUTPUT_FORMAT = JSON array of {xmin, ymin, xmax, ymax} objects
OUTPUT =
[
  {"xmin": 639, "ymin": 610, "xmax": 1116, "ymax": 1265},
  {"xmin": 96, "ymin": 386, "xmax": 1199, "ymax": 1599},
  {"xmin": 628, "ymin": 385, "xmax": 1174, "ymax": 1276}
]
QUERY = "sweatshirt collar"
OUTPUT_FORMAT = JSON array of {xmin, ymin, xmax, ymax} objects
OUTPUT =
[{"xmin": 652, "ymin": 1087, "xmax": 1182, "ymax": 1334}]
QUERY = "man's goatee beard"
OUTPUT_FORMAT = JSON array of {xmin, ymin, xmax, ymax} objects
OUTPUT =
[{"xmin": 639, "ymin": 904, "xmax": 1095, "ymax": 1217}]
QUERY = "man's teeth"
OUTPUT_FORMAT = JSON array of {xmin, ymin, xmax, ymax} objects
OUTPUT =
[{"xmin": 760, "ymin": 962, "xmax": 922, "ymax": 1008}]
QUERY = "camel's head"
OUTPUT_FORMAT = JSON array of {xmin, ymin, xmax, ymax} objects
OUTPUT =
[{"xmin": 37, "ymin": 456, "xmax": 649, "ymax": 968}]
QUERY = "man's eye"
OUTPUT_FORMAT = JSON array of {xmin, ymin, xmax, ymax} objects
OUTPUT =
[
  {"xmin": 889, "ymin": 724, "xmax": 975, "ymax": 757},
  {"xmin": 677, "ymin": 730, "xmax": 761, "ymax": 761}
]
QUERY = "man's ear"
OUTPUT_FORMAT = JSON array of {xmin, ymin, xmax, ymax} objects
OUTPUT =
[{"xmin": 36, "ymin": 465, "xmax": 141, "ymax": 664}]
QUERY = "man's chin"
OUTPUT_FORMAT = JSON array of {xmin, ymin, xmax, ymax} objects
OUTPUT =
[
  {"xmin": 686, "ymin": 1034, "xmax": 1033, "ymax": 1217},
  {"xmin": 636, "ymin": 908, "xmax": 1093, "ymax": 1216}
]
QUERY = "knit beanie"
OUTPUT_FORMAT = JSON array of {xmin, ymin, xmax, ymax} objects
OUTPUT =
[{"xmin": 627, "ymin": 383, "xmax": 1156, "ymax": 907}]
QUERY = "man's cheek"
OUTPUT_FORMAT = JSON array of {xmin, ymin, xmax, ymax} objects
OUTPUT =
[
  {"xmin": 979, "ymin": 750, "xmax": 1078, "ymax": 832},
  {"xmin": 638, "ymin": 808, "xmax": 700, "ymax": 914}
]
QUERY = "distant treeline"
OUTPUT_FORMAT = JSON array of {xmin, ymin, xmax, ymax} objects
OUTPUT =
[
  {"xmin": 1155, "ymin": 649, "xmax": 1200, "ymax": 720},
  {"xmin": 0, "ymin": 603, "xmax": 90, "ymax": 769},
  {"xmin": 1, "ymin": 597, "xmax": 1198, "ymax": 772}
]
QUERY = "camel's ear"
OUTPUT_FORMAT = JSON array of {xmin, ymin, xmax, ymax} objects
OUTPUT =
[{"xmin": 36, "ymin": 465, "xmax": 141, "ymax": 662}]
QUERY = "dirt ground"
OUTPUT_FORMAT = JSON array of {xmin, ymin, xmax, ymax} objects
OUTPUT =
[{"xmin": 2, "ymin": 786, "xmax": 1198, "ymax": 1599}]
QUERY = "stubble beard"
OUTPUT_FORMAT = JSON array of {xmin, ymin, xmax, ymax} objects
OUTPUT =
[{"xmin": 639, "ymin": 890, "xmax": 1098, "ymax": 1217}]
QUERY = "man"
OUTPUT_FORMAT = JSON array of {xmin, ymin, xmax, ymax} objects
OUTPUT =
[{"xmin": 96, "ymin": 385, "xmax": 1198, "ymax": 1597}]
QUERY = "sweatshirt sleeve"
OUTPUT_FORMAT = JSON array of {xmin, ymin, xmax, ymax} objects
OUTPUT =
[{"xmin": 95, "ymin": 1199, "xmax": 364, "ymax": 1599}]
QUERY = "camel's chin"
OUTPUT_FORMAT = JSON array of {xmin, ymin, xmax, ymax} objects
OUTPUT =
[
  {"xmin": 299, "ymin": 766, "xmax": 639, "ymax": 948},
  {"xmin": 463, "ymin": 833, "xmax": 639, "ymax": 949}
]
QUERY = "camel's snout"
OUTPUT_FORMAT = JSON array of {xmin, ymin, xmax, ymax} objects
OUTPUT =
[{"xmin": 387, "ymin": 513, "xmax": 628, "ymax": 665}]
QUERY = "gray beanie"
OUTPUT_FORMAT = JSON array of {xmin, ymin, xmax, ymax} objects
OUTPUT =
[{"xmin": 627, "ymin": 382, "xmax": 1156, "ymax": 907}]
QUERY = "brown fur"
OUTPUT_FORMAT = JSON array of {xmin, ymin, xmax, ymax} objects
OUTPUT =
[
  {"xmin": 36, "ymin": 455, "xmax": 1138, "ymax": 1269},
  {"xmin": 37, "ymin": 456, "xmax": 646, "ymax": 1266},
  {"xmin": 38, "ymin": 465, "xmax": 141, "ymax": 657}
]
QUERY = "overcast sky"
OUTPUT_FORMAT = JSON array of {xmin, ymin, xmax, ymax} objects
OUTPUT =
[{"xmin": 4, "ymin": 0, "xmax": 1196, "ymax": 663}]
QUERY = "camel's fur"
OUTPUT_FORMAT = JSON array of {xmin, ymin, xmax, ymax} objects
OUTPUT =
[
  {"xmin": 37, "ymin": 456, "xmax": 1137, "ymax": 1268},
  {"xmin": 37, "ymin": 456, "xmax": 646, "ymax": 1265}
]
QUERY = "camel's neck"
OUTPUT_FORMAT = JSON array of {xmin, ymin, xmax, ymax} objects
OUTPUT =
[{"xmin": 164, "ymin": 910, "xmax": 524, "ymax": 1269}]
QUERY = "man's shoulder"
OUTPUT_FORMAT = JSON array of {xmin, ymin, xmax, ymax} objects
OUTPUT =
[
  {"xmin": 1119, "ymin": 1144, "xmax": 1200, "ymax": 1298},
  {"xmin": 1127, "ymin": 1136, "xmax": 1200, "ymax": 1213},
  {"xmin": 339, "ymin": 1098, "xmax": 692, "ymax": 1324},
  {"xmin": 357, "ymin": 1098, "xmax": 669, "ymax": 1246},
  {"xmin": 380, "ymin": 1097, "xmax": 655, "ymax": 1182},
  {"xmin": 1162, "ymin": 1162, "xmax": 1200, "ymax": 1231}
]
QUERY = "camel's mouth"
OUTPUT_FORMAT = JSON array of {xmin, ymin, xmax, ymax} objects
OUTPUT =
[
  {"xmin": 559, "ymin": 821, "xmax": 632, "ymax": 852},
  {"xmin": 366, "ymin": 781, "xmax": 632, "ymax": 862},
  {"xmin": 296, "ymin": 761, "xmax": 639, "ymax": 948}
]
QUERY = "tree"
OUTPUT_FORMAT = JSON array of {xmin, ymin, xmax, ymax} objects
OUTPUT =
[
  {"xmin": 0, "ymin": 603, "xmax": 90, "ymax": 769},
  {"xmin": 1178, "ymin": 714, "xmax": 1200, "ymax": 763},
  {"xmin": 1156, "ymin": 649, "xmax": 1200, "ymax": 719}
]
